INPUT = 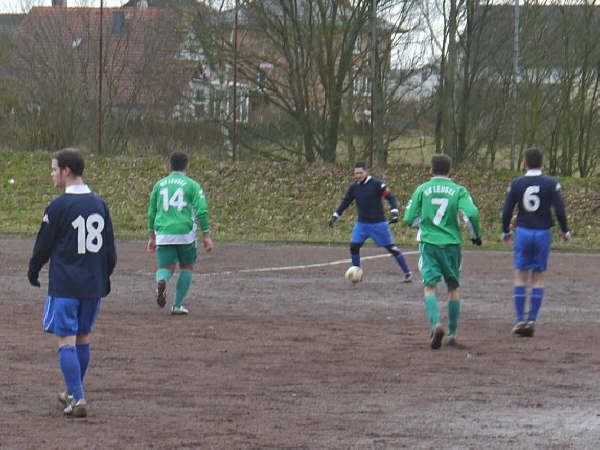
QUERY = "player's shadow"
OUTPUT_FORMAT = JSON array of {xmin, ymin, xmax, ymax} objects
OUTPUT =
[{"xmin": 446, "ymin": 341, "xmax": 469, "ymax": 350}]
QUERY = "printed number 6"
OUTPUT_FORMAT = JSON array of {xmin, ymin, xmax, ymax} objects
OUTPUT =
[
  {"xmin": 72, "ymin": 214, "xmax": 105, "ymax": 254},
  {"xmin": 523, "ymin": 186, "xmax": 540, "ymax": 212}
]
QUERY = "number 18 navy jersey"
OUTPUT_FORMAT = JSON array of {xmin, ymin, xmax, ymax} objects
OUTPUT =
[
  {"xmin": 501, "ymin": 169, "xmax": 569, "ymax": 234},
  {"xmin": 29, "ymin": 185, "xmax": 117, "ymax": 298}
]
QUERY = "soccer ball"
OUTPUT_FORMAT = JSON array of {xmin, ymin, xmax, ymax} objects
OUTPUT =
[{"xmin": 345, "ymin": 266, "xmax": 363, "ymax": 283}]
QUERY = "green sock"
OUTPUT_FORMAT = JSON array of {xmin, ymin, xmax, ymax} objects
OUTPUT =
[
  {"xmin": 448, "ymin": 300, "xmax": 461, "ymax": 336},
  {"xmin": 156, "ymin": 268, "xmax": 173, "ymax": 283},
  {"xmin": 424, "ymin": 295, "xmax": 440, "ymax": 327},
  {"xmin": 173, "ymin": 270, "xmax": 192, "ymax": 308}
]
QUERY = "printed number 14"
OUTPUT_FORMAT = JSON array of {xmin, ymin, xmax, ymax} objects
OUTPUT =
[{"xmin": 160, "ymin": 188, "xmax": 187, "ymax": 211}]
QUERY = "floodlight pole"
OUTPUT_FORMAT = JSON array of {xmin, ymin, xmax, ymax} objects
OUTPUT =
[
  {"xmin": 232, "ymin": 0, "xmax": 239, "ymax": 162},
  {"xmin": 98, "ymin": 0, "xmax": 104, "ymax": 154},
  {"xmin": 369, "ymin": 0, "xmax": 376, "ymax": 168},
  {"xmin": 510, "ymin": 0, "xmax": 520, "ymax": 170}
]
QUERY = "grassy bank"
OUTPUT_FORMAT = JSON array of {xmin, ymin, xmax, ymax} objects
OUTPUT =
[{"xmin": 2, "ymin": 150, "xmax": 600, "ymax": 250}]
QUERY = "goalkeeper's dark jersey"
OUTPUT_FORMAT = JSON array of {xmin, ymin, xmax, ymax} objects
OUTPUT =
[
  {"xmin": 29, "ymin": 185, "xmax": 116, "ymax": 298},
  {"xmin": 335, "ymin": 176, "xmax": 398, "ymax": 223},
  {"xmin": 501, "ymin": 170, "xmax": 568, "ymax": 234}
]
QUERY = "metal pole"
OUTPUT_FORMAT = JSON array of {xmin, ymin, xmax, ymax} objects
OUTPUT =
[
  {"xmin": 369, "ymin": 0, "xmax": 376, "ymax": 167},
  {"xmin": 232, "ymin": 0, "xmax": 239, "ymax": 162},
  {"xmin": 510, "ymin": 0, "xmax": 520, "ymax": 170},
  {"xmin": 98, "ymin": 0, "xmax": 104, "ymax": 154}
]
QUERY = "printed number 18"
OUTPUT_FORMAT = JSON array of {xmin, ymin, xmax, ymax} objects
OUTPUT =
[{"xmin": 72, "ymin": 214, "xmax": 105, "ymax": 254}]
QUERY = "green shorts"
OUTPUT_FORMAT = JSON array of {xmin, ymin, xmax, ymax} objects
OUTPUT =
[
  {"xmin": 156, "ymin": 243, "xmax": 197, "ymax": 267},
  {"xmin": 418, "ymin": 242, "xmax": 462, "ymax": 289}
]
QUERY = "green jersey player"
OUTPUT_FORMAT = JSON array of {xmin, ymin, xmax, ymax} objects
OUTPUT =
[
  {"xmin": 403, "ymin": 154, "xmax": 482, "ymax": 349},
  {"xmin": 147, "ymin": 152, "xmax": 213, "ymax": 315}
]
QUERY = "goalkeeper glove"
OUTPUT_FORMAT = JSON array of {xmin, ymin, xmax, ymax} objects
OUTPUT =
[
  {"xmin": 328, "ymin": 214, "xmax": 339, "ymax": 228},
  {"xmin": 27, "ymin": 270, "xmax": 40, "ymax": 287},
  {"xmin": 388, "ymin": 209, "xmax": 399, "ymax": 224}
]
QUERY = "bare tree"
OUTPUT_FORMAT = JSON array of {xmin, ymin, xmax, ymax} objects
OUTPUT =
[
  {"xmin": 4, "ymin": 5, "xmax": 189, "ymax": 152},
  {"xmin": 194, "ymin": 0, "xmax": 375, "ymax": 163}
]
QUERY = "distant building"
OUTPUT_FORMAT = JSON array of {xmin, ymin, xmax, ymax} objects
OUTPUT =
[
  {"xmin": 12, "ymin": 6, "xmax": 196, "ymax": 117},
  {"xmin": 475, "ymin": 4, "xmax": 600, "ymax": 83},
  {"xmin": 0, "ymin": 14, "xmax": 25, "ymax": 38}
]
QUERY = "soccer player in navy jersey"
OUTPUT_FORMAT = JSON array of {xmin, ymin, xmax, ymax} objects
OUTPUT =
[
  {"xmin": 28, "ymin": 148, "xmax": 116, "ymax": 418},
  {"xmin": 501, "ymin": 147, "xmax": 570, "ymax": 338},
  {"xmin": 329, "ymin": 162, "xmax": 412, "ymax": 282}
]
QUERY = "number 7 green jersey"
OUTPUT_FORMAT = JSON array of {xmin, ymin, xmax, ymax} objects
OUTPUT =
[
  {"xmin": 403, "ymin": 176, "xmax": 480, "ymax": 246},
  {"xmin": 147, "ymin": 172, "xmax": 210, "ymax": 245}
]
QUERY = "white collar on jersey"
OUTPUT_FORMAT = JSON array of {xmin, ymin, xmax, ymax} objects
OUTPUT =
[
  {"xmin": 359, "ymin": 175, "xmax": 372, "ymax": 184},
  {"xmin": 525, "ymin": 169, "xmax": 543, "ymax": 176},
  {"xmin": 431, "ymin": 176, "xmax": 451, "ymax": 180},
  {"xmin": 65, "ymin": 184, "xmax": 91, "ymax": 194}
]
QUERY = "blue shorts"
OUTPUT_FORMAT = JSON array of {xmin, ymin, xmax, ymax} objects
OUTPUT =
[
  {"xmin": 513, "ymin": 227, "xmax": 552, "ymax": 272},
  {"xmin": 43, "ymin": 297, "xmax": 101, "ymax": 337},
  {"xmin": 351, "ymin": 221, "xmax": 394, "ymax": 247}
]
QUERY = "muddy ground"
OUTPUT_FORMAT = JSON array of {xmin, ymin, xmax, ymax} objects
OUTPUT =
[{"xmin": 1, "ymin": 238, "xmax": 599, "ymax": 449}]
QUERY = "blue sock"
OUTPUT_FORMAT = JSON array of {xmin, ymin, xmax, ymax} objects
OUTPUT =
[
  {"xmin": 76, "ymin": 343, "xmax": 91, "ymax": 381},
  {"xmin": 351, "ymin": 254, "xmax": 360, "ymax": 267},
  {"xmin": 58, "ymin": 346, "xmax": 85, "ymax": 401},
  {"xmin": 393, "ymin": 253, "xmax": 410, "ymax": 274},
  {"xmin": 513, "ymin": 286, "xmax": 526, "ymax": 322},
  {"xmin": 528, "ymin": 288, "xmax": 544, "ymax": 322}
]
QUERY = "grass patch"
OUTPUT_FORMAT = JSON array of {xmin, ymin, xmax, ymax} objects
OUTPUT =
[{"xmin": 2, "ymin": 150, "xmax": 600, "ymax": 250}]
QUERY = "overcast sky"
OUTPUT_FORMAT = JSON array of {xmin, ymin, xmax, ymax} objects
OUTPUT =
[{"xmin": 0, "ymin": 0, "xmax": 125, "ymax": 13}]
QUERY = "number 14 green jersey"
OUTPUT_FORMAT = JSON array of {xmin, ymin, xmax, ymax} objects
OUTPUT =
[
  {"xmin": 403, "ymin": 176, "xmax": 480, "ymax": 246},
  {"xmin": 148, "ymin": 172, "xmax": 210, "ymax": 245}
]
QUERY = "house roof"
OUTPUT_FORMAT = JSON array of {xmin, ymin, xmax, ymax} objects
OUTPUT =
[
  {"xmin": 13, "ymin": 6, "xmax": 196, "ymax": 106},
  {"xmin": 121, "ymin": 0, "xmax": 202, "ymax": 8},
  {"xmin": 220, "ymin": 0, "xmax": 390, "ymax": 30},
  {"xmin": 0, "ymin": 13, "xmax": 25, "ymax": 36},
  {"xmin": 475, "ymin": 4, "xmax": 600, "ymax": 72}
]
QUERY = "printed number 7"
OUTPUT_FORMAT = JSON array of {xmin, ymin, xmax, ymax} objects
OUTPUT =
[{"xmin": 431, "ymin": 198, "xmax": 448, "ymax": 225}]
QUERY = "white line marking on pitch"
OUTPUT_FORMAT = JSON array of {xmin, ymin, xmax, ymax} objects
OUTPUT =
[
  {"xmin": 135, "ymin": 250, "xmax": 419, "ymax": 278},
  {"xmin": 138, "ymin": 251, "xmax": 419, "ymax": 277},
  {"xmin": 190, "ymin": 250, "xmax": 419, "ymax": 278}
]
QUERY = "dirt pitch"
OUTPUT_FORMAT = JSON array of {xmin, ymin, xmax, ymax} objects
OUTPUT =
[{"xmin": 1, "ymin": 237, "xmax": 600, "ymax": 449}]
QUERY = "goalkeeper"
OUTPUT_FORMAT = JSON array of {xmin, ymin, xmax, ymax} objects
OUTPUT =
[
  {"xmin": 328, "ymin": 162, "xmax": 412, "ymax": 282},
  {"xmin": 147, "ymin": 152, "xmax": 213, "ymax": 315}
]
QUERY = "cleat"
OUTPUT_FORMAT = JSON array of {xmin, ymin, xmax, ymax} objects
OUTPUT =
[
  {"xmin": 512, "ymin": 321, "xmax": 527, "ymax": 336},
  {"xmin": 170, "ymin": 305, "xmax": 189, "ymax": 315},
  {"xmin": 64, "ymin": 399, "xmax": 87, "ymax": 418},
  {"xmin": 156, "ymin": 280, "xmax": 167, "ymax": 308},
  {"xmin": 520, "ymin": 321, "xmax": 535, "ymax": 338},
  {"xmin": 57, "ymin": 391, "xmax": 72, "ymax": 406},
  {"xmin": 430, "ymin": 325, "xmax": 445, "ymax": 350},
  {"xmin": 403, "ymin": 272, "xmax": 413, "ymax": 283},
  {"xmin": 446, "ymin": 335, "xmax": 457, "ymax": 346}
]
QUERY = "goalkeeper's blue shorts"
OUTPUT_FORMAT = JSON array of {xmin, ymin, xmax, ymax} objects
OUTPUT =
[
  {"xmin": 351, "ymin": 220, "xmax": 394, "ymax": 247},
  {"xmin": 513, "ymin": 226, "xmax": 552, "ymax": 272}
]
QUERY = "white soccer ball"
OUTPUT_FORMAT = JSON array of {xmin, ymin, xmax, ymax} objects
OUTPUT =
[
  {"xmin": 345, "ymin": 265, "xmax": 363, "ymax": 284},
  {"xmin": 8, "ymin": 178, "xmax": 15, "ymax": 184}
]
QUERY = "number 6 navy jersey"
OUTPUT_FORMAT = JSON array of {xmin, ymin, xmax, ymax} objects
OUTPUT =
[
  {"xmin": 29, "ymin": 185, "xmax": 117, "ymax": 298},
  {"xmin": 501, "ymin": 169, "xmax": 569, "ymax": 234}
]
